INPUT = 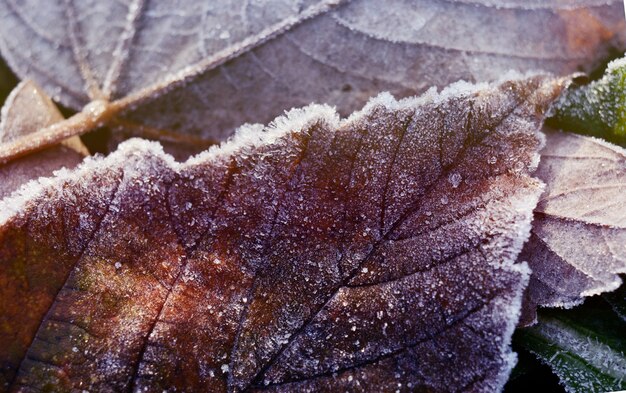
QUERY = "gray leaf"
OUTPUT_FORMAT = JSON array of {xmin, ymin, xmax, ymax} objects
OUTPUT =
[{"xmin": 0, "ymin": 0, "xmax": 623, "ymax": 156}]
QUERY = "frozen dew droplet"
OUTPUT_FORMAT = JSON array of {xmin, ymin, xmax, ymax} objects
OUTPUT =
[
  {"xmin": 488, "ymin": 156, "xmax": 497, "ymax": 165},
  {"xmin": 72, "ymin": 347, "xmax": 79, "ymax": 353},
  {"xmin": 440, "ymin": 196, "xmax": 449, "ymax": 205},
  {"xmin": 448, "ymin": 172, "xmax": 462, "ymax": 188},
  {"xmin": 221, "ymin": 364, "xmax": 229, "ymax": 373},
  {"xmin": 114, "ymin": 262, "xmax": 122, "ymax": 269}
]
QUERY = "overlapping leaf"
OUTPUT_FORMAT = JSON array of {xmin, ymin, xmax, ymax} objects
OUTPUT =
[
  {"xmin": 0, "ymin": 75, "xmax": 563, "ymax": 392},
  {"xmin": 0, "ymin": 0, "xmax": 623, "ymax": 158},
  {"xmin": 0, "ymin": 80, "xmax": 85, "ymax": 198},
  {"xmin": 519, "ymin": 131, "xmax": 626, "ymax": 325}
]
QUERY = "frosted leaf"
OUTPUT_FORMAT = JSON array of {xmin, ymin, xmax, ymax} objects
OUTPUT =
[
  {"xmin": 0, "ymin": 0, "xmax": 622, "ymax": 154},
  {"xmin": 519, "ymin": 131, "xmax": 626, "ymax": 326},
  {"xmin": 0, "ymin": 76, "xmax": 564, "ymax": 391},
  {"xmin": 0, "ymin": 80, "xmax": 86, "ymax": 198},
  {"xmin": 548, "ymin": 56, "xmax": 626, "ymax": 146},
  {"xmin": 516, "ymin": 304, "xmax": 626, "ymax": 393}
]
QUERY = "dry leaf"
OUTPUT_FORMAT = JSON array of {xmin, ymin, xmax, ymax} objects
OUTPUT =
[
  {"xmin": 519, "ymin": 131, "xmax": 626, "ymax": 326},
  {"xmin": 0, "ymin": 75, "xmax": 564, "ymax": 392},
  {"xmin": 0, "ymin": 0, "xmax": 622, "ymax": 160},
  {"xmin": 0, "ymin": 80, "xmax": 86, "ymax": 198}
]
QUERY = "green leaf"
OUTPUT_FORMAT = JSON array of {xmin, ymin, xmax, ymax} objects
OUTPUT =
[
  {"xmin": 548, "ymin": 56, "xmax": 626, "ymax": 146},
  {"xmin": 515, "ymin": 301, "xmax": 626, "ymax": 393}
]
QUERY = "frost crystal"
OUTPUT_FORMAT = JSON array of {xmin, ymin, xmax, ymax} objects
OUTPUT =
[{"xmin": 448, "ymin": 172, "xmax": 462, "ymax": 188}]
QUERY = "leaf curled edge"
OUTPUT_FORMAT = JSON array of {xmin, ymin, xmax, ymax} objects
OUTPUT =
[{"xmin": 0, "ymin": 75, "xmax": 565, "ymax": 392}]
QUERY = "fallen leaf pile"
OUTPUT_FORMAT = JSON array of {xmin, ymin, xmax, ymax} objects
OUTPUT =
[{"xmin": 0, "ymin": 1, "xmax": 625, "ymax": 392}]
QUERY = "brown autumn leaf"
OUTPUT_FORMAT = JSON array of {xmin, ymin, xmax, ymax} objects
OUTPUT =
[
  {"xmin": 519, "ymin": 130, "xmax": 626, "ymax": 326},
  {"xmin": 0, "ymin": 75, "xmax": 564, "ymax": 392},
  {"xmin": 0, "ymin": 0, "xmax": 623, "ymax": 161},
  {"xmin": 0, "ymin": 80, "xmax": 87, "ymax": 198}
]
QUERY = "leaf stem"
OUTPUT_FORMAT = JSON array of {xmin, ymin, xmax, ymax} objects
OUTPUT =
[{"xmin": 0, "ymin": 100, "xmax": 118, "ymax": 163}]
